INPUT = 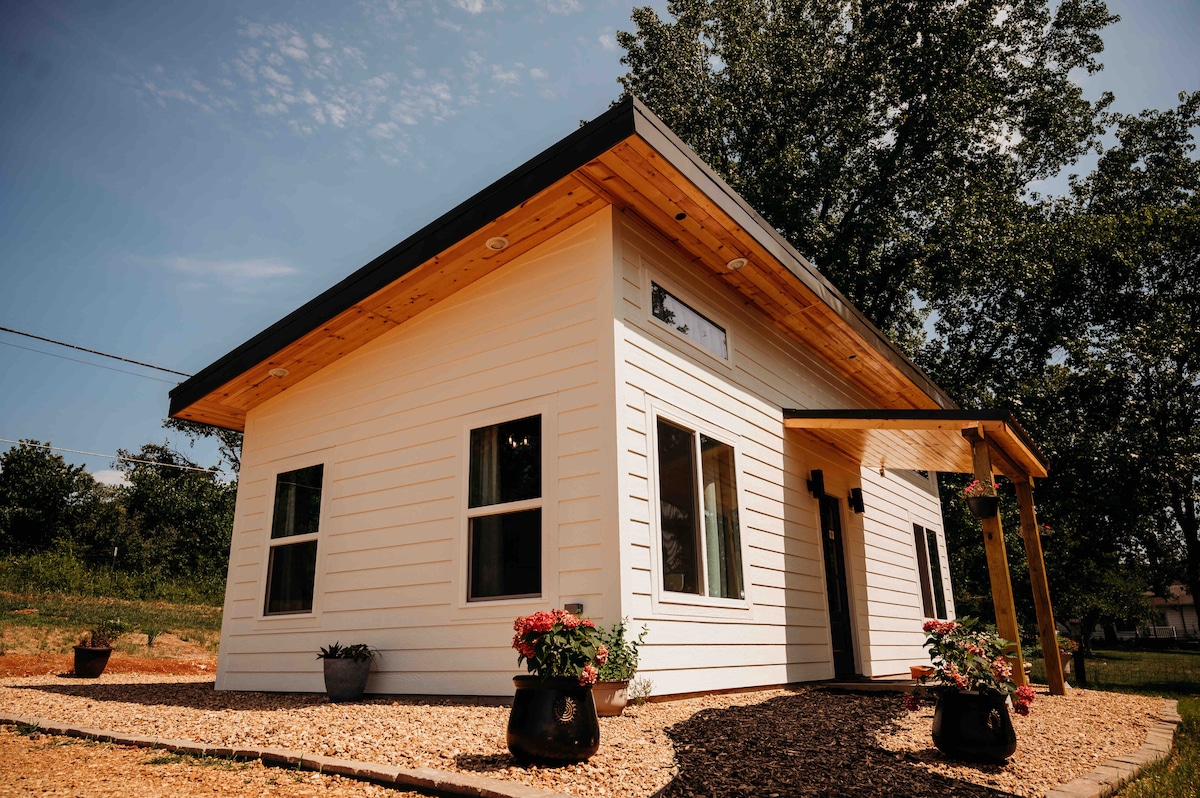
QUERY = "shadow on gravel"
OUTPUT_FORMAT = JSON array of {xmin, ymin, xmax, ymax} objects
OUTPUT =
[
  {"xmin": 8, "ymin": 680, "xmax": 328, "ymax": 710},
  {"xmin": 650, "ymin": 689, "xmax": 1018, "ymax": 798}
]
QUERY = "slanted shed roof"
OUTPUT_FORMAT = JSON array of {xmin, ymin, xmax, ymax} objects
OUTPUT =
[{"xmin": 169, "ymin": 97, "xmax": 958, "ymax": 431}]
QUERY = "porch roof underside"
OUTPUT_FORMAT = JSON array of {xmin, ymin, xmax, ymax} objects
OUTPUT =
[{"xmin": 783, "ymin": 409, "xmax": 1049, "ymax": 481}]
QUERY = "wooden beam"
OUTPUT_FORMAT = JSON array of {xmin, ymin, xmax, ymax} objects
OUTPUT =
[
  {"xmin": 784, "ymin": 417, "xmax": 979, "ymax": 431},
  {"xmin": 963, "ymin": 427, "xmax": 1026, "ymax": 684},
  {"xmin": 1017, "ymin": 481, "xmax": 1066, "ymax": 695}
]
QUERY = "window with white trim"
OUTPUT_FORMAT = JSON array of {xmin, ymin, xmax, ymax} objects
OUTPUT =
[
  {"xmin": 651, "ymin": 282, "xmax": 729, "ymax": 360},
  {"xmin": 467, "ymin": 414, "xmax": 542, "ymax": 601},
  {"xmin": 264, "ymin": 464, "xmax": 323, "ymax": 615},
  {"xmin": 913, "ymin": 524, "xmax": 947, "ymax": 619},
  {"xmin": 656, "ymin": 417, "xmax": 744, "ymax": 599}
]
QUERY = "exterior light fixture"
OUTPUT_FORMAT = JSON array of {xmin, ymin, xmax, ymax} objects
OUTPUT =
[
  {"xmin": 675, "ymin": 212, "xmax": 687, "ymax": 221},
  {"xmin": 726, "ymin": 257, "xmax": 747, "ymax": 271},
  {"xmin": 269, "ymin": 368, "xmax": 290, "ymax": 378},
  {"xmin": 485, "ymin": 236, "xmax": 510, "ymax": 251}
]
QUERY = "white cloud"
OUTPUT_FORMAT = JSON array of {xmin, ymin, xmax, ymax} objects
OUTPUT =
[
  {"xmin": 165, "ymin": 257, "xmax": 298, "ymax": 291},
  {"xmin": 92, "ymin": 470, "xmax": 129, "ymax": 487},
  {"xmin": 450, "ymin": 0, "xmax": 502, "ymax": 13},
  {"xmin": 491, "ymin": 64, "xmax": 520, "ymax": 86},
  {"xmin": 598, "ymin": 33, "xmax": 616, "ymax": 51},
  {"xmin": 537, "ymin": 0, "xmax": 581, "ymax": 14},
  {"xmin": 261, "ymin": 65, "xmax": 293, "ymax": 85},
  {"xmin": 530, "ymin": 67, "xmax": 548, "ymax": 81},
  {"xmin": 312, "ymin": 32, "xmax": 333, "ymax": 49}
]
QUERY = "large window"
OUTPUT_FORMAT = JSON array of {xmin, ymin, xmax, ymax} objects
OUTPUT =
[
  {"xmin": 651, "ymin": 282, "xmax": 729, "ymax": 360},
  {"xmin": 656, "ymin": 417, "xmax": 744, "ymax": 599},
  {"xmin": 467, "ymin": 415, "xmax": 542, "ymax": 601},
  {"xmin": 913, "ymin": 524, "xmax": 948, "ymax": 619},
  {"xmin": 264, "ymin": 464, "xmax": 324, "ymax": 615}
]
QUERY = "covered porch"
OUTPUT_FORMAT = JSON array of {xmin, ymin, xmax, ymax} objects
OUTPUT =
[{"xmin": 784, "ymin": 408, "xmax": 1067, "ymax": 696}]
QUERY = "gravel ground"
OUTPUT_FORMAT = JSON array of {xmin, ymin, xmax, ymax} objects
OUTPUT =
[{"xmin": 0, "ymin": 674, "xmax": 1166, "ymax": 797}]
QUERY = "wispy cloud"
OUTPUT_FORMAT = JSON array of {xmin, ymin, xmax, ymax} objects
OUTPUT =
[
  {"xmin": 537, "ymin": 0, "xmax": 581, "ymax": 14},
  {"xmin": 92, "ymin": 469, "xmax": 130, "ymax": 487},
  {"xmin": 134, "ymin": 4, "xmax": 544, "ymax": 164},
  {"xmin": 598, "ymin": 32, "xmax": 617, "ymax": 51},
  {"xmin": 164, "ymin": 257, "xmax": 298, "ymax": 291}
]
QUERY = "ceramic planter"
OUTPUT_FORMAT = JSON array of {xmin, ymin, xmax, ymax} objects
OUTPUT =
[
  {"xmin": 931, "ymin": 689, "xmax": 1017, "ymax": 763},
  {"xmin": 73, "ymin": 645, "xmax": 113, "ymax": 678},
  {"xmin": 507, "ymin": 676, "xmax": 600, "ymax": 763},
  {"xmin": 593, "ymin": 680, "xmax": 630, "ymax": 717},
  {"xmin": 323, "ymin": 657, "xmax": 372, "ymax": 702}
]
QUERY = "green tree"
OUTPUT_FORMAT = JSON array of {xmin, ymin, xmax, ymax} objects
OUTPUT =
[
  {"xmin": 0, "ymin": 441, "xmax": 97, "ymax": 554},
  {"xmin": 164, "ymin": 417, "xmax": 243, "ymax": 474},
  {"xmin": 617, "ymin": 0, "xmax": 1115, "ymax": 343}
]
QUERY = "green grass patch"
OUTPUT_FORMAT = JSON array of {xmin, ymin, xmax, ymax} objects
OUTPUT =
[
  {"xmin": 1029, "ymin": 647, "xmax": 1200, "ymax": 696},
  {"xmin": 144, "ymin": 752, "xmax": 250, "ymax": 770},
  {"xmin": 1117, "ymin": 695, "xmax": 1199, "ymax": 798}
]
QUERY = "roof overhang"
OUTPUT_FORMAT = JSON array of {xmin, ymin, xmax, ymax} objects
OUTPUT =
[
  {"xmin": 170, "ymin": 97, "xmax": 958, "ymax": 431},
  {"xmin": 784, "ymin": 409, "xmax": 1049, "ymax": 480}
]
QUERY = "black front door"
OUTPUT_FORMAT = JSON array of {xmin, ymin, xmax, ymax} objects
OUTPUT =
[{"xmin": 820, "ymin": 495, "xmax": 856, "ymax": 677}]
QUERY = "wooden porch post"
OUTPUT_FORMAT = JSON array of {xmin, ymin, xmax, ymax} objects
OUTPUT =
[
  {"xmin": 1016, "ymin": 481, "xmax": 1067, "ymax": 695},
  {"xmin": 962, "ymin": 427, "xmax": 1026, "ymax": 684}
]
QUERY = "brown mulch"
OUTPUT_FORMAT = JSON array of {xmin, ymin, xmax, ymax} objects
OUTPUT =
[
  {"xmin": 0, "ymin": 725, "xmax": 427, "ymax": 798},
  {"xmin": 0, "ymin": 670, "xmax": 1167, "ymax": 797}
]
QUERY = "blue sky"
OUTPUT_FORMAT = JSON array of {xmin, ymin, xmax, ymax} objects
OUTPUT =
[{"xmin": 1, "ymin": 0, "xmax": 1197, "ymax": 483}]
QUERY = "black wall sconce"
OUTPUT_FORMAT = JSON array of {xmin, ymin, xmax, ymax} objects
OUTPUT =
[
  {"xmin": 849, "ymin": 487, "xmax": 865, "ymax": 514},
  {"xmin": 807, "ymin": 469, "xmax": 825, "ymax": 497}
]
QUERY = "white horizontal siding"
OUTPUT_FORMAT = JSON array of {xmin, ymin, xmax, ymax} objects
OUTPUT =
[
  {"xmin": 614, "ymin": 215, "xmax": 949, "ymax": 694},
  {"xmin": 216, "ymin": 209, "xmax": 614, "ymax": 695}
]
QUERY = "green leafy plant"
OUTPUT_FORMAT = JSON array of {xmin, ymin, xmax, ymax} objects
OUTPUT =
[
  {"xmin": 962, "ymin": 480, "xmax": 998, "ymax": 498},
  {"xmin": 512, "ymin": 609, "xmax": 605, "ymax": 685},
  {"xmin": 78, "ymin": 617, "xmax": 127, "ymax": 648},
  {"xmin": 596, "ymin": 619, "xmax": 647, "ymax": 682},
  {"xmin": 906, "ymin": 619, "xmax": 1035, "ymax": 715},
  {"xmin": 316, "ymin": 642, "xmax": 376, "ymax": 663}
]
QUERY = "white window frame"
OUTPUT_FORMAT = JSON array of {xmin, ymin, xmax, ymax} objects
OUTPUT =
[
  {"xmin": 643, "ymin": 268, "xmax": 735, "ymax": 371},
  {"xmin": 913, "ymin": 523, "xmax": 949, "ymax": 620},
  {"xmin": 646, "ymin": 398, "xmax": 752, "ymax": 617},
  {"xmin": 257, "ymin": 451, "xmax": 333, "ymax": 624},
  {"xmin": 455, "ymin": 397, "xmax": 557, "ymax": 612}
]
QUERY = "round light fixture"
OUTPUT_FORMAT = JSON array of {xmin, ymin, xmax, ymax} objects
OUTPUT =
[
  {"xmin": 726, "ymin": 257, "xmax": 747, "ymax": 271},
  {"xmin": 485, "ymin": 236, "xmax": 510, "ymax": 251},
  {"xmin": 269, "ymin": 368, "xmax": 290, "ymax": 378}
]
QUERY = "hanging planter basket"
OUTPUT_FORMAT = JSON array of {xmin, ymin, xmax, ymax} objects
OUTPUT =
[{"xmin": 966, "ymin": 495, "xmax": 1000, "ymax": 519}]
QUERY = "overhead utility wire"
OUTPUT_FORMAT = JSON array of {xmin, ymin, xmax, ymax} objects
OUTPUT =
[
  {"xmin": 0, "ymin": 325, "xmax": 192, "ymax": 377},
  {"xmin": 0, "ymin": 340, "xmax": 179, "ymax": 384},
  {"xmin": 0, "ymin": 438, "xmax": 224, "ymax": 474}
]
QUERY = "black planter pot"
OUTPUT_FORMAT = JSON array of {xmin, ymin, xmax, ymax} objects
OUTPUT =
[
  {"xmin": 507, "ymin": 676, "xmax": 600, "ymax": 764},
  {"xmin": 323, "ymin": 658, "xmax": 371, "ymax": 702},
  {"xmin": 73, "ymin": 645, "xmax": 113, "ymax": 678},
  {"xmin": 931, "ymin": 689, "xmax": 1017, "ymax": 763},
  {"xmin": 966, "ymin": 495, "xmax": 1000, "ymax": 519}
]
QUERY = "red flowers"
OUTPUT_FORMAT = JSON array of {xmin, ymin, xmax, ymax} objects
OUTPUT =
[
  {"xmin": 922, "ymin": 620, "xmax": 959, "ymax": 636},
  {"xmin": 1013, "ymin": 684, "xmax": 1036, "ymax": 716},
  {"xmin": 512, "ymin": 608, "xmax": 605, "ymax": 684}
]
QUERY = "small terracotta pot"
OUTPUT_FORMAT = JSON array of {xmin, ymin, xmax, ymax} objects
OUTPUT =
[{"xmin": 593, "ymin": 680, "xmax": 630, "ymax": 717}]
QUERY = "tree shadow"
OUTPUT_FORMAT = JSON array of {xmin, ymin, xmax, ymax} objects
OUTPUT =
[
  {"xmin": 8, "ymin": 681, "xmax": 325, "ymax": 711},
  {"xmin": 649, "ymin": 689, "xmax": 1019, "ymax": 798}
]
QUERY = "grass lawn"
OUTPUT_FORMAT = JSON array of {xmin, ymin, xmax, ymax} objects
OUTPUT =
[
  {"xmin": 0, "ymin": 590, "xmax": 222, "ymax": 655},
  {"xmin": 1031, "ymin": 647, "xmax": 1199, "ymax": 797}
]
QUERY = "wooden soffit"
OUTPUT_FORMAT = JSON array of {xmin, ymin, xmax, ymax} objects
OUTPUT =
[
  {"xmin": 170, "ymin": 98, "xmax": 957, "ymax": 430},
  {"xmin": 783, "ymin": 409, "xmax": 1050, "ymax": 481}
]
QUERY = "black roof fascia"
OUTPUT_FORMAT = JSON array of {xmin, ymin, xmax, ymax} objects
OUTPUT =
[
  {"xmin": 171, "ymin": 96, "xmax": 957, "ymax": 419},
  {"xmin": 782, "ymin": 408, "xmax": 1048, "ymax": 471},
  {"xmin": 168, "ymin": 98, "xmax": 640, "ymax": 417}
]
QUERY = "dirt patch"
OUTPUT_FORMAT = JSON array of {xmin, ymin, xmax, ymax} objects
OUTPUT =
[{"xmin": 0, "ymin": 653, "xmax": 215, "ymax": 678}]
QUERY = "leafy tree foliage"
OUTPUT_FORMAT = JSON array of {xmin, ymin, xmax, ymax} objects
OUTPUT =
[
  {"xmin": 163, "ymin": 417, "xmax": 243, "ymax": 475},
  {"xmin": 0, "ymin": 441, "xmax": 96, "ymax": 554},
  {"xmin": 617, "ymin": 0, "xmax": 1115, "ymax": 345}
]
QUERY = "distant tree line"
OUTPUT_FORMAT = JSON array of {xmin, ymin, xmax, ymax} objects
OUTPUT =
[{"xmin": 0, "ymin": 420, "xmax": 240, "ymax": 604}]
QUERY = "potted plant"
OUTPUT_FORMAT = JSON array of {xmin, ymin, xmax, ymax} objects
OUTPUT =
[
  {"xmin": 73, "ymin": 618, "xmax": 126, "ymax": 678},
  {"xmin": 317, "ymin": 642, "xmax": 377, "ymax": 702},
  {"xmin": 963, "ymin": 479, "xmax": 1000, "ymax": 519},
  {"xmin": 905, "ymin": 619, "xmax": 1035, "ymax": 763},
  {"xmin": 508, "ymin": 608, "xmax": 605, "ymax": 763},
  {"xmin": 593, "ymin": 620, "xmax": 648, "ymax": 716},
  {"xmin": 1056, "ymin": 632, "xmax": 1078, "ymax": 674}
]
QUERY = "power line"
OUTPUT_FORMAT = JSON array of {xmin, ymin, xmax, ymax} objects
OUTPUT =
[
  {"xmin": 0, "ymin": 438, "xmax": 225, "ymax": 474},
  {"xmin": 0, "ymin": 325, "xmax": 192, "ymax": 377},
  {"xmin": 0, "ymin": 340, "xmax": 180, "ymax": 384}
]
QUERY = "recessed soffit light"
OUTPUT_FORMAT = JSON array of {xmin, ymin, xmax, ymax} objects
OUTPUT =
[
  {"xmin": 485, "ymin": 236, "xmax": 510, "ymax": 251},
  {"xmin": 269, "ymin": 368, "xmax": 290, "ymax": 378},
  {"xmin": 726, "ymin": 257, "xmax": 747, "ymax": 271}
]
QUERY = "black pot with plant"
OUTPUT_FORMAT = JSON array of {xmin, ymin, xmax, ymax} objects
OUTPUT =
[
  {"xmin": 317, "ymin": 642, "xmax": 378, "ymax": 702},
  {"xmin": 73, "ymin": 618, "xmax": 126, "ymax": 678}
]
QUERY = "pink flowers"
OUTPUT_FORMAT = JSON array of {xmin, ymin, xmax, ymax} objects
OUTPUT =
[
  {"xmin": 963, "ymin": 480, "xmax": 999, "ymax": 498},
  {"xmin": 904, "ymin": 694, "xmax": 923, "ymax": 712},
  {"xmin": 580, "ymin": 664, "xmax": 598, "ymax": 686},
  {"xmin": 990, "ymin": 658, "xmax": 1013, "ymax": 682},
  {"xmin": 512, "ymin": 608, "xmax": 606, "ymax": 685},
  {"xmin": 908, "ymin": 617, "xmax": 1035, "ymax": 716},
  {"xmin": 923, "ymin": 620, "xmax": 959, "ymax": 636},
  {"xmin": 1014, "ymin": 684, "xmax": 1036, "ymax": 716},
  {"xmin": 944, "ymin": 662, "xmax": 969, "ymax": 689}
]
